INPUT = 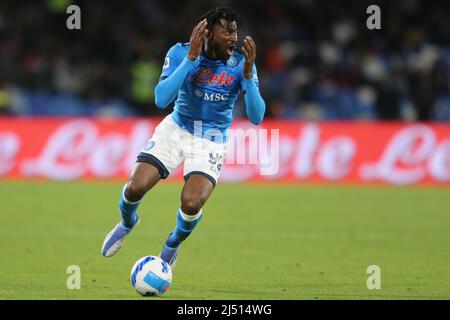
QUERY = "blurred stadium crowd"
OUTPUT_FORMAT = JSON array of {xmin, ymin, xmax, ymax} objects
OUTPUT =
[{"xmin": 0, "ymin": 0, "xmax": 449, "ymax": 121}]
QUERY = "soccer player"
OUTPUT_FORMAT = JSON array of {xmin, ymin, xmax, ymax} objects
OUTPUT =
[{"xmin": 101, "ymin": 7, "xmax": 265, "ymax": 268}]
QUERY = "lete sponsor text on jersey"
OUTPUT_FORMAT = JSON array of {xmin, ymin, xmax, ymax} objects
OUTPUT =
[{"xmin": 190, "ymin": 67, "xmax": 235, "ymax": 86}]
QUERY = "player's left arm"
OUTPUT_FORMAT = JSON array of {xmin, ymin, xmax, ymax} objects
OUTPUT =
[{"xmin": 241, "ymin": 36, "xmax": 266, "ymax": 125}]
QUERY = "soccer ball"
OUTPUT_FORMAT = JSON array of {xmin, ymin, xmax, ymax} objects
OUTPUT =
[{"xmin": 130, "ymin": 256, "xmax": 172, "ymax": 296}]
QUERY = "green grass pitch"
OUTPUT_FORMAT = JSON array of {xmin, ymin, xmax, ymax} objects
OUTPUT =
[{"xmin": 0, "ymin": 181, "xmax": 449, "ymax": 299}]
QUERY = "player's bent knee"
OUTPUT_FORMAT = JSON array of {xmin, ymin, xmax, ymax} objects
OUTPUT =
[
  {"xmin": 125, "ymin": 180, "xmax": 150, "ymax": 202},
  {"xmin": 180, "ymin": 195, "xmax": 205, "ymax": 216}
]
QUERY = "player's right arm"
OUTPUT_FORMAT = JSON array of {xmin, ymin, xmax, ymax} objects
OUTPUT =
[{"xmin": 154, "ymin": 19, "xmax": 208, "ymax": 109}]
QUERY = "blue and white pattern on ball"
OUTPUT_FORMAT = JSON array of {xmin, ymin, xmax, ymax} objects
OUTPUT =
[{"xmin": 130, "ymin": 256, "xmax": 172, "ymax": 296}]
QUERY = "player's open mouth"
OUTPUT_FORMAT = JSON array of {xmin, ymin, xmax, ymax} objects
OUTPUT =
[{"xmin": 226, "ymin": 45, "xmax": 235, "ymax": 56}]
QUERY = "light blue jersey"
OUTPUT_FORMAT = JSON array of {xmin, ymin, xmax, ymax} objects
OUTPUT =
[{"xmin": 156, "ymin": 42, "xmax": 264, "ymax": 143}]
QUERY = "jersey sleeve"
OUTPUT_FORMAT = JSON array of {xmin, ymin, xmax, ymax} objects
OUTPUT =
[
  {"xmin": 238, "ymin": 58, "xmax": 260, "ymax": 90},
  {"xmin": 160, "ymin": 43, "xmax": 186, "ymax": 79},
  {"xmin": 241, "ymin": 63, "xmax": 265, "ymax": 125},
  {"xmin": 240, "ymin": 62, "xmax": 260, "ymax": 91},
  {"xmin": 154, "ymin": 43, "xmax": 197, "ymax": 109}
]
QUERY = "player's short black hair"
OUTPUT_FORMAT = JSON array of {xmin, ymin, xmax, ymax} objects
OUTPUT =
[{"xmin": 198, "ymin": 7, "xmax": 244, "ymax": 30}]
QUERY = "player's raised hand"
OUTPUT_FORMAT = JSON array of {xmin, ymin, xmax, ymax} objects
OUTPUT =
[
  {"xmin": 242, "ymin": 36, "xmax": 256, "ymax": 79},
  {"xmin": 188, "ymin": 19, "xmax": 208, "ymax": 61}
]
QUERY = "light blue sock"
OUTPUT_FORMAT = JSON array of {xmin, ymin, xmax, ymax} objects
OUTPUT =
[
  {"xmin": 119, "ymin": 185, "xmax": 141, "ymax": 228},
  {"xmin": 166, "ymin": 209, "xmax": 203, "ymax": 248}
]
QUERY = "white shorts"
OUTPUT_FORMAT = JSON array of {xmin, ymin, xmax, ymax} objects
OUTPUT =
[{"xmin": 137, "ymin": 115, "xmax": 227, "ymax": 187}]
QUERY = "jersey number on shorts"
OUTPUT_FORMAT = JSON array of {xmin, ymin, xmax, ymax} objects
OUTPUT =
[{"xmin": 208, "ymin": 152, "xmax": 223, "ymax": 174}]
